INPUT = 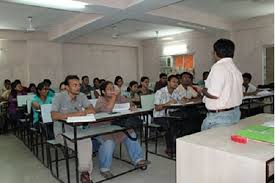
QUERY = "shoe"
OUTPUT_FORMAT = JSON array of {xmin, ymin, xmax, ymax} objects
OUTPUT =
[
  {"xmin": 165, "ymin": 148, "xmax": 175, "ymax": 157},
  {"xmin": 100, "ymin": 171, "xmax": 114, "ymax": 179},
  {"xmin": 80, "ymin": 172, "xmax": 91, "ymax": 183}
]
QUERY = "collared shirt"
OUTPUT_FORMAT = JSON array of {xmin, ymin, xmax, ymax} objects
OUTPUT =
[
  {"xmin": 176, "ymin": 84, "xmax": 199, "ymax": 99},
  {"xmin": 203, "ymin": 57, "xmax": 243, "ymax": 110},
  {"xmin": 243, "ymin": 83, "xmax": 257, "ymax": 93},
  {"xmin": 153, "ymin": 86, "xmax": 181, "ymax": 118},
  {"xmin": 32, "ymin": 95, "xmax": 53, "ymax": 124},
  {"xmin": 80, "ymin": 84, "xmax": 93, "ymax": 96},
  {"xmin": 51, "ymin": 91, "xmax": 91, "ymax": 136}
]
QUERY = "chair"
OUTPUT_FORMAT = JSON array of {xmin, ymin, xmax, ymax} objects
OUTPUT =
[{"xmin": 41, "ymin": 104, "xmax": 66, "ymax": 179}]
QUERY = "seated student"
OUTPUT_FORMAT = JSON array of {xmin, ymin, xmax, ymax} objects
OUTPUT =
[
  {"xmin": 59, "ymin": 81, "xmax": 66, "ymax": 92},
  {"xmin": 242, "ymin": 73, "xmax": 258, "ymax": 96},
  {"xmin": 153, "ymin": 75, "xmax": 181, "ymax": 156},
  {"xmin": 197, "ymin": 71, "xmax": 209, "ymax": 88},
  {"xmin": 127, "ymin": 81, "xmax": 140, "ymax": 103},
  {"xmin": 51, "ymin": 75, "xmax": 95, "ymax": 183},
  {"xmin": 176, "ymin": 72, "xmax": 201, "ymax": 103},
  {"xmin": 114, "ymin": 76, "xmax": 127, "ymax": 94},
  {"xmin": 93, "ymin": 77, "xmax": 100, "ymax": 90},
  {"xmin": 95, "ymin": 81, "xmax": 147, "ymax": 178},
  {"xmin": 31, "ymin": 82, "xmax": 54, "ymax": 139},
  {"xmin": 0, "ymin": 79, "xmax": 11, "ymax": 101},
  {"xmin": 80, "ymin": 76, "xmax": 93, "ymax": 99},
  {"xmin": 27, "ymin": 83, "xmax": 37, "ymax": 94},
  {"xmin": 137, "ymin": 76, "xmax": 153, "ymax": 96},
  {"xmin": 43, "ymin": 79, "xmax": 55, "ymax": 97},
  {"xmin": 8, "ymin": 80, "xmax": 27, "ymax": 129},
  {"xmin": 154, "ymin": 73, "xmax": 167, "ymax": 92},
  {"xmin": 93, "ymin": 78, "xmax": 103, "ymax": 99}
]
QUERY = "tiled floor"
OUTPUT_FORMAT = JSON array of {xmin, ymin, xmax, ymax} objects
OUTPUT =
[{"xmin": 0, "ymin": 134, "xmax": 176, "ymax": 183}]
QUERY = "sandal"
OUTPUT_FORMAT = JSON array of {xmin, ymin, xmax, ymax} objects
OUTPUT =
[
  {"xmin": 136, "ymin": 160, "xmax": 150, "ymax": 170},
  {"xmin": 80, "ymin": 172, "xmax": 91, "ymax": 183}
]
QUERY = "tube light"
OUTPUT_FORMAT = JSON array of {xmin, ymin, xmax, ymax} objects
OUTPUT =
[
  {"xmin": 16, "ymin": 0, "xmax": 88, "ymax": 9},
  {"xmin": 163, "ymin": 44, "xmax": 187, "ymax": 56}
]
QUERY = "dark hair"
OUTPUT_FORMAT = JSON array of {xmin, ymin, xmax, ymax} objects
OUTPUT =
[
  {"xmin": 100, "ymin": 81, "xmax": 113, "ymax": 96},
  {"xmin": 242, "ymin": 73, "xmax": 252, "ymax": 81},
  {"xmin": 43, "ymin": 79, "xmax": 52, "ymax": 86},
  {"xmin": 36, "ymin": 82, "xmax": 46, "ymax": 97},
  {"xmin": 114, "ymin": 76, "xmax": 123, "ymax": 85},
  {"xmin": 140, "ymin": 76, "xmax": 149, "ymax": 83},
  {"xmin": 203, "ymin": 71, "xmax": 209, "ymax": 77},
  {"xmin": 4, "ymin": 79, "xmax": 11, "ymax": 84},
  {"xmin": 14, "ymin": 79, "xmax": 21, "ymax": 84},
  {"xmin": 159, "ymin": 73, "xmax": 167, "ymax": 79},
  {"xmin": 28, "ymin": 83, "xmax": 36, "ymax": 88},
  {"xmin": 59, "ymin": 81, "xmax": 65, "ymax": 89},
  {"xmin": 181, "ymin": 72, "xmax": 193, "ymax": 80},
  {"xmin": 28, "ymin": 83, "xmax": 36, "ymax": 92},
  {"xmin": 168, "ymin": 75, "xmax": 178, "ymax": 81},
  {"xmin": 127, "ymin": 80, "xmax": 138, "ymax": 92},
  {"xmin": 213, "ymin": 39, "xmax": 235, "ymax": 58},
  {"xmin": 93, "ymin": 77, "xmax": 100, "ymax": 84},
  {"xmin": 64, "ymin": 75, "xmax": 79, "ymax": 86},
  {"xmin": 82, "ymin": 76, "xmax": 89, "ymax": 81}
]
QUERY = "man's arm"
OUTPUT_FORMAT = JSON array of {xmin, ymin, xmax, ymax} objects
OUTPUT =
[{"xmin": 201, "ymin": 88, "xmax": 218, "ymax": 99}]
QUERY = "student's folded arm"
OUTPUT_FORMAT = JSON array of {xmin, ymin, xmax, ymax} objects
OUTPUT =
[
  {"xmin": 85, "ymin": 105, "xmax": 96, "ymax": 114},
  {"xmin": 32, "ymin": 101, "xmax": 40, "ymax": 110}
]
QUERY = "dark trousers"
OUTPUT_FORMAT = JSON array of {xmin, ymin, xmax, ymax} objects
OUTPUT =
[{"xmin": 153, "ymin": 117, "xmax": 182, "ymax": 151}]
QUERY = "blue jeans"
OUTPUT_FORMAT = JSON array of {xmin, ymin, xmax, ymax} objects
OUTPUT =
[
  {"xmin": 201, "ymin": 107, "xmax": 241, "ymax": 131},
  {"xmin": 96, "ymin": 132, "xmax": 144, "ymax": 172}
]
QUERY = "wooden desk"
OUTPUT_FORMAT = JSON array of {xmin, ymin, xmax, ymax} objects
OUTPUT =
[{"xmin": 176, "ymin": 114, "xmax": 274, "ymax": 183}]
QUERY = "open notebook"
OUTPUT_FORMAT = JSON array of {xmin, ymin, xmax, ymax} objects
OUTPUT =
[
  {"xmin": 112, "ymin": 103, "xmax": 130, "ymax": 112},
  {"xmin": 66, "ymin": 114, "xmax": 96, "ymax": 123}
]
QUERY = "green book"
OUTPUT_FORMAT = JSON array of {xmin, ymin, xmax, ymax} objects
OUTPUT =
[{"xmin": 237, "ymin": 125, "xmax": 274, "ymax": 144}]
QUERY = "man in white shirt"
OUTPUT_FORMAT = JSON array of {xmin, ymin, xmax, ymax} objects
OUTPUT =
[
  {"xmin": 153, "ymin": 75, "xmax": 181, "ymax": 156},
  {"xmin": 242, "ymin": 73, "xmax": 258, "ymax": 96},
  {"xmin": 201, "ymin": 39, "xmax": 243, "ymax": 130}
]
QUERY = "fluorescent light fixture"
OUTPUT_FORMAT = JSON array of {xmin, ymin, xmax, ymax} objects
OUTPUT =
[
  {"xmin": 163, "ymin": 44, "xmax": 187, "ymax": 56},
  {"xmin": 16, "ymin": 0, "xmax": 88, "ymax": 9},
  {"xmin": 161, "ymin": 37, "xmax": 174, "ymax": 41},
  {"xmin": 177, "ymin": 22, "xmax": 206, "ymax": 30}
]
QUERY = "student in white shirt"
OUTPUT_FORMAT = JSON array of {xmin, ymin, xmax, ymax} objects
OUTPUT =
[
  {"xmin": 176, "ymin": 72, "xmax": 201, "ymax": 103},
  {"xmin": 242, "ymin": 73, "xmax": 258, "ymax": 96},
  {"xmin": 201, "ymin": 39, "xmax": 243, "ymax": 130},
  {"xmin": 153, "ymin": 75, "xmax": 181, "ymax": 156}
]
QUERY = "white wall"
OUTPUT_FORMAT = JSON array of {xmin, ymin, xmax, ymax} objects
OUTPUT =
[
  {"xmin": 142, "ymin": 31, "xmax": 231, "ymax": 82},
  {"xmin": 232, "ymin": 14, "xmax": 274, "ymax": 85},
  {"xmin": 142, "ymin": 14, "xmax": 273, "ymax": 84},
  {"xmin": 62, "ymin": 43, "xmax": 138, "ymax": 82},
  {"xmin": 0, "ymin": 40, "xmax": 28, "ymax": 86}
]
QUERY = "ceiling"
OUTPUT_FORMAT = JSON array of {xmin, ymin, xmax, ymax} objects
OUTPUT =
[
  {"xmin": 174, "ymin": 0, "xmax": 274, "ymax": 22},
  {"xmin": 0, "ymin": 1, "xmax": 78, "ymax": 31},
  {"xmin": 0, "ymin": 0, "xmax": 273, "ymax": 41},
  {"xmin": 91, "ymin": 19, "xmax": 192, "ymax": 40}
]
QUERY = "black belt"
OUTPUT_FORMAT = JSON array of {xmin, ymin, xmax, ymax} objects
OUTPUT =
[{"xmin": 208, "ymin": 107, "xmax": 237, "ymax": 113}]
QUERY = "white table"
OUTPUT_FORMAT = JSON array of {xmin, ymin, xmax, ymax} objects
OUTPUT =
[{"xmin": 176, "ymin": 113, "xmax": 274, "ymax": 183}]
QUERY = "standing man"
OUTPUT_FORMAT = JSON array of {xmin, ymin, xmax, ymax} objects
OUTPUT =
[
  {"xmin": 201, "ymin": 39, "xmax": 243, "ymax": 130},
  {"xmin": 51, "ymin": 75, "xmax": 95, "ymax": 183}
]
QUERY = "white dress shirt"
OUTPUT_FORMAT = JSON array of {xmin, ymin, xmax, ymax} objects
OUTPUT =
[
  {"xmin": 203, "ymin": 57, "xmax": 243, "ymax": 110},
  {"xmin": 176, "ymin": 84, "xmax": 199, "ymax": 99},
  {"xmin": 153, "ymin": 86, "xmax": 181, "ymax": 118},
  {"xmin": 243, "ymin": 83, "xmax": 257, "ymax": 93}
]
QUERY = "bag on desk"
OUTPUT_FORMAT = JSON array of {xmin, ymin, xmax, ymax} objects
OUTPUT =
[{"xmin": 112, "ymin": 117, "xmax": 143, "ymax": 141}]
